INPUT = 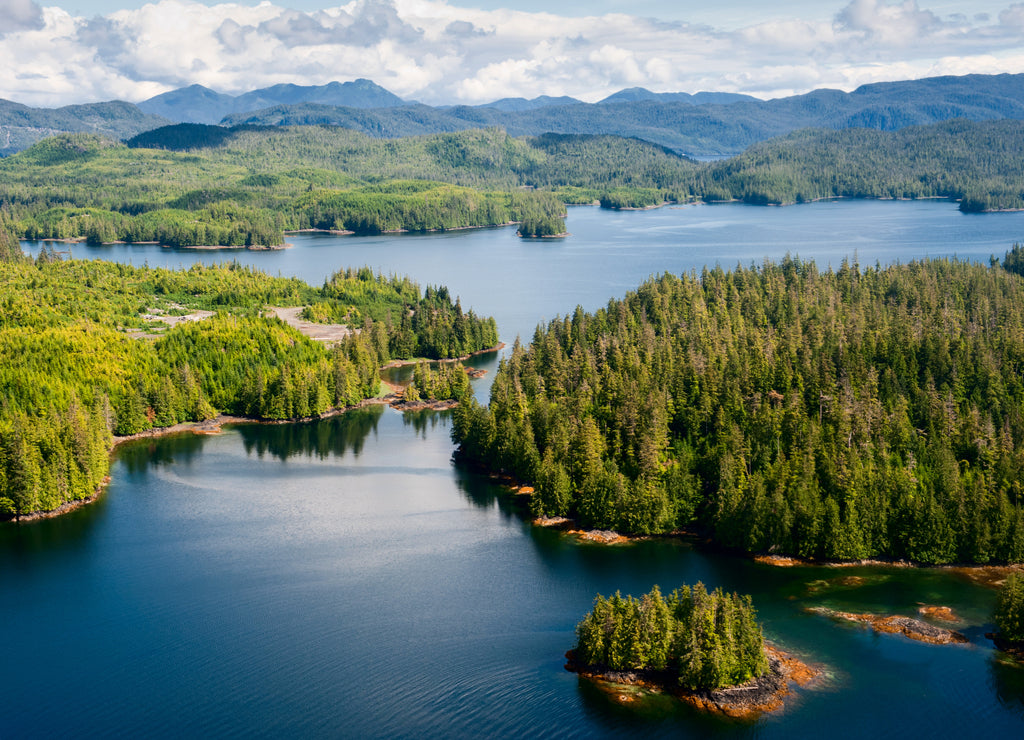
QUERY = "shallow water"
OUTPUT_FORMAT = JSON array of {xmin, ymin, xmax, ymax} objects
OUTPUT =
[{"xmin": 8, "ymin": 201, "xmax": 1024, "ymax": 737}]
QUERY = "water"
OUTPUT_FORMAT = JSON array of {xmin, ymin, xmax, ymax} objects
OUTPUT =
[{"xmin": 7, "ymin": 201, "xmax": 1024, "ymax": 737}]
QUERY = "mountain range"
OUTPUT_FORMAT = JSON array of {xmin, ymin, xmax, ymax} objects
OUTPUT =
[
  {"xmin": 3, "ymin": 73, "xmax": 1024, "ymax": 158},
  {"xmin": 136, "ymin": 78, "xmax": 408, "ymax": 124}
]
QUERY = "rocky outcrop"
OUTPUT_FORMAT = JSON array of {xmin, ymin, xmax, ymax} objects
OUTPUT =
[
  {"xmin": 566, "ymin": 645, "xmax": 819, "ymax": 719},
  {"xmin": 806, "ymin": 607, "xmax": 968, "ymax": 645}
]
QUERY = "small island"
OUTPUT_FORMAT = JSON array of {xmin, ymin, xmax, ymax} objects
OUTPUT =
[
  {"xmin": 991, "ymin": 573, "xmax": 1024, "ymax": 659},
  {"xmin": 565, "ymin": 583, "xmax": 818, "ymax": 717}
]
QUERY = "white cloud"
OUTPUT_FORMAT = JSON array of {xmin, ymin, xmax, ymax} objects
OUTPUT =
[
  {"xmin": 0, "ymin": 0, "xmax": 1021, "ymax": 107},
  {"xmin": 834, "ymin": 0, "xmax": 945, "ymax": 43}
]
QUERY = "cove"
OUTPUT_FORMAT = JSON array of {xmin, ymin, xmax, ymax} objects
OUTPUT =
[{"xmin": 7, "ymin": 201, "xmax": 1024, "ymax": 736}]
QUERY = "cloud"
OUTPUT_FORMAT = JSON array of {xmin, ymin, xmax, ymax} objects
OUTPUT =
[
  {"xmin": 0, "ymin": 0, "xmax": 43, "ymax": 36},
  {"xmin": 257, "ymin": 9, "xmax": 337, "ymax": 46},
  {"xmin": 1000, "ymin": 3, "xmax": 1024, "ymax": 27},
  {"xmin": 214, "ymin": 18, "xmax": 248, "ymax": 53},
  {"xmin": 0, "ymin": 0, "xmax": 1021, "ymax": 107},
  {"xmin": 835, "ymin": 0, "xmax": 945, "ymax": 43},
  {"xmin": 444, "ymin": 19, "xmax": 487, "ymax": 38}
]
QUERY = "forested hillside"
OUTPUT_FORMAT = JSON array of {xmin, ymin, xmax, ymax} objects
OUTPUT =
[
  {"xmin": 453, "ymin": 255, "xmax": 1024, "ymax": 564},
  {"xmin": 4, "ymin": 73, "xmax": 1024, "ymax": 159},
  {"xmin": 2, "ymin": 118, "xmax": 1023, "ymax": 251},
  {"xmin": 696, "ymin": 119, "xmax": 1024, "ymax": 212},
  {"xmin": 222, "ymin": 73, "xmax": 1024, "ymax": 157},
  {"xmin": 0, "ymin": 255, "xmax": 496, "ymax": 519},
  {"xmin": 0, "ymin": 98, "xmax": 169, "ymax": 156},
  {"xmin": 0, "ymin": 131, "xmax": 568, "ymax": 244}
]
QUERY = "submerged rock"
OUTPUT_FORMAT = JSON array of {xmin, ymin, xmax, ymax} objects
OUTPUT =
[
  {"xmin": 807, "ymin": 606, "xmax": 968, "ymax": 645},
  {"xmin": 567, "ymin": 529, "xmax": 629, "ymax": 544},
  {"xmin": 917, "ymin": 605, "xmax": 960, "ymax": 623}
]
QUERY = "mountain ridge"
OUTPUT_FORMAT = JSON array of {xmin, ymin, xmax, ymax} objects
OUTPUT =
[{"xmin": 4, "ymin": 73, "xmax": 1024, "ymax": 158}]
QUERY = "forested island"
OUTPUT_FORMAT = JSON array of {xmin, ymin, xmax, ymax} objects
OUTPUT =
[
  {"xmin": 567, "ymin": 583, "xmax": 816, "ymax": 715},
  {"xmin": 1, "ymin": 118, "xmax": 1023, "ymax": 250},
  {"xmin": 0, "ymin": 237, "xmax": 495, "ymax": 519},
  {"xmin": 571, "ymin": 583, "xmax": 768, "ymax": 689},
  {"xmin": 453, "ymin": 253, "xmax": 1024, "ymax": 565}
]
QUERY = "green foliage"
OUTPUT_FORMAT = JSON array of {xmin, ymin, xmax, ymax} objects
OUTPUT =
[
  {"xmin": 410, "ymin": 361, "xmax": 471, "ymax": 401},
  {"xmin": 311, "ymin": 267, "xmax": 498, "ymax": 360},
  {"xmin": 598, "ymin": 188, "xmax": 665, "ymax": 209},
  {"xmin": 574, "ymin": 583, "xmax": 769, "ymax": 690},
  {"xmin": 1000, "ymin": 244, "xmax": 1024, "ymax": 279},
  {"xmin": 454, "ymin": 257, "xmax": 1024, "ymax": 563},
  {"xmin": 0, "ymin": 257, "xmax": 494, "ymax": 518},
  {"xmin": 995, "ymin": 573, "xmax": 1024, "ymax": 643},
  {"xmin": 5, "ymin": 118, "xmax": 1023, "ymax": 251},
  {"xmin": 0, "ymin": 216, "xmax": 23, "ymax": 262},
  {"xmin": 699, "ymin": 120, "xmax": 1024, "ymax": 211},
  {"xmin": 0, "ymin": 128, "xmax": 576, "ymax": 245}
]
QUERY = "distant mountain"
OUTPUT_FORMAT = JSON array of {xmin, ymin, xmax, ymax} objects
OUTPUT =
[
  {"xmin": 137, "ymin": 79, "xmax": 407, "ymax": 124},
  {"xmin": 6, "ymin": 73, "xmax": 1024, "ymax": 159},
  {"xmin": 0, "ymin": 99, "xmax": 169, "ymax": 156},
  {"xmin": 599, "ymin": 88, "xmax": 758, "ymax": 105},
  {"xmin": 477, "ymin": 95, "xmax": 583, "ymax": 112},
  {"xmin": 224, "ymin": 73, "xmax": 1024, "ymax": 157},
  {"xmin": 135, "ymin": 84, "xmax": 237, "ymax": 125}
]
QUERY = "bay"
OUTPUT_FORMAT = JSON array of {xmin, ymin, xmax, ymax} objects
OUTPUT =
[{"xmin": 7, "ymin": 201, "xmax": 1024, "ymax": 737}]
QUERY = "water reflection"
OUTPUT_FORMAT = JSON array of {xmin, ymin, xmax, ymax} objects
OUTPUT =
[
  {"xmin": 401, "ymin": 408, "xmax": 449, "ymax": 438},
  {"xmin": 992, "ymin": 653, "xmax": 1024, "ymax": 714},
  {"xmin": 234, "ymin": 405, "xmax": 384, "ymax": 461},
  {"xmin": 0, "ymin": 496, "xmax": 107, "ymax": 562},
  {"xmin": 117, "ymin": 432, "xmax": 209, "ymax": 472},
  {"xmin": 451, "ymin": 458, "xmax": 529, "ymax": 521}
]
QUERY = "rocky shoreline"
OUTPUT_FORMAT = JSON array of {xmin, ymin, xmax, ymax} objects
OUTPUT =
[
  {"xmin": 805, "ymin": 606, "xmax": 968, "ymax": 645},
  {"xmin": 510, "ymin": 486, "xmax": 1024, "ymax": 581},
  {"xmin": 565, "ymin": 644, "xmax": 820, "ymax": 719}
]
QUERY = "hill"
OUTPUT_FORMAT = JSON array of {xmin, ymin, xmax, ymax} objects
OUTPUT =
[
  {"xmin": 224, "ymin": 73, "xmax": 1024, "ymax": 158},
  {"xmin": 0, "ymin": 99, "xmax": 169, "ymax": 156}
]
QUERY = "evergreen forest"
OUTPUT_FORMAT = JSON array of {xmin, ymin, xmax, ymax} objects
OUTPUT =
[
  {"xmin": 2, "ymin": 118, "xmax": 1024, "ymax": 250},
  {"xmin": 453, "ymin": 254, "xmax": 1024, "ymax": 564},
  {"xmin": 995, "ymin": 573, "xmax": 1024, "ymax": 645},
  {"xmin": 572, "ymin": 583, "xmax": 768, "ymax": 690},
  {"xmin": 0, "ymin": 251, "xmax": 496, "ymax": 519}
]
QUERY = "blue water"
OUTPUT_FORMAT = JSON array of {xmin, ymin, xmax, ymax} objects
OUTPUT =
[{"xmin": 8, "ymin": 201, "xmax": 1024, "ymax": 737}]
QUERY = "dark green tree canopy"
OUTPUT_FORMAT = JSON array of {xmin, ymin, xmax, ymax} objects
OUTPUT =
[
  {"xmin": 454, "ymin": 255, "xmax": 1024, "ymax": 564},
  {"xmin": 573, "ymin": 583, "xmax": 769, "ymax": 690},
  {"xmin": 995, "ymin": 573, "xmax": 1024, "ymax": 644}
]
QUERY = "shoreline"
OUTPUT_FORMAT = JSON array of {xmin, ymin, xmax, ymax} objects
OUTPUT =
[
  {"xmin": 380, "ymin": 342, "xmax": 506, "ymax": 369},
  {"xmin": 287, "ymin": 222, "xmax": 519, "ymax": 237},
  {"xmin": 565, "ymin": 644, "xmax": 820, "ymax": 719},
  {"xmin": 510, "ymin": 483, "xmax": 1024, "ymax": 576},
  {"xmin": 6, "ymin": 388, "xmax": 460, "ymax": 523}
]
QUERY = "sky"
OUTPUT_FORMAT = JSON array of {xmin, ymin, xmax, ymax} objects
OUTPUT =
[{"xmin": 0, "ymin": 0, "xmax": 1021, "ymax": 107}]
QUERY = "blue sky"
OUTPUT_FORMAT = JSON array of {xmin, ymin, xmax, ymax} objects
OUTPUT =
[
  {"xmin": 2, "ymin": 0, "xmax": 1021, "ymax": 106},
  {"xmin": 56, "ymin": 1, "xmax": 1012, "ymax": 26}
]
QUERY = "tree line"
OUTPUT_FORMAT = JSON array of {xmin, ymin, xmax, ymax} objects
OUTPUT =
[{"xmin": 453, "ymin": 253, "xmax": 1024, "ymax": 564}]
